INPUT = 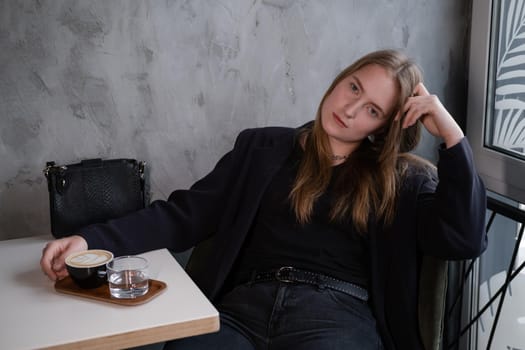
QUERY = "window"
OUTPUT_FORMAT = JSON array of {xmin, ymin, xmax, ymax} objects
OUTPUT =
[
  {"xmin": 468, "ymin": 0, "xmax": 525, "ymax": 204},
  {"xmin": 467, "ymin": 0, "xmax": 525, "ymax": 349},
  {"xmin": 485, "ymin": 0, "xmax": 525, "ymax": 160}
]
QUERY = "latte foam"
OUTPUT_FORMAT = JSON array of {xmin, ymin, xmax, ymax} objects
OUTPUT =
[{"xmin": 66, "ymin": 250, "xmax": 113, "ymax": 268}]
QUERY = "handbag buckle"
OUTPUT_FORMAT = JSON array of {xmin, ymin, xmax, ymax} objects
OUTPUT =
[
  {"xmin": 43, "ymin": 164, "xmax": 67, "ymax": 178},
  {"xmin": 139, "ymin": 161, "xmax": 146, "ymax": 179}
]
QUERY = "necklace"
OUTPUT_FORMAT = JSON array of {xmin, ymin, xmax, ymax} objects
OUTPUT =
[{"xmin": 330, "ymin": 154, "xmax": 349, "ymax": 161}]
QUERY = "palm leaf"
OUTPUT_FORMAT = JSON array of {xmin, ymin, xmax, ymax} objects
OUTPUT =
[
  {"xmin": 505, "ymin": 0, "xmax": 516, "ymax": 48},
  {"xmin": 495, "ymin": 98, "xmax": 525, "ymax": 109},
  {"xmin": 500, "ymin": 110, "xmax": 512, "ymax": 144},
  {"xmin": 509, "ymin": 117, "xmax": 525, "ymax": 144},
  {"xmin": 494, "ymin": 109, "xmax": 504, "ymax": 145},
  {"xmin": 496, "ymin": 84, "xmax": 525, "ymax": 95},
  {"xmin": 498, "ymin": 69, "xmax": 525, "ymax": 79},
  {"xmin": 500, "ymin": 55, "xmax": 525, "ymax": 68},
  {"xmin": 508, "ymin": 43, "xmax": 525, "ymax": 54},
  {"xmin": 492, "ymin": 0, "xmax": 525, "ymax": 156},
  {"xmin": 516, "ymin": 126, "xmax": 525, "ymax": 145},
  {"xmin": 498, "ymin": 0, "xmax": 525, "ymax": 73},
  {"xmin": 504, "ymin": 109, "xmax": 521, "ymax": 142},
  {"xmin": 492, "ymin": 107, "xmax": 525, "ymax": 150}
]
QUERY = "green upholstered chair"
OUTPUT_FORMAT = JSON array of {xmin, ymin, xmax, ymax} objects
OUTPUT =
[{"xmin": 418, "ymin": 255, "xmax": 449, "ymax": 350}]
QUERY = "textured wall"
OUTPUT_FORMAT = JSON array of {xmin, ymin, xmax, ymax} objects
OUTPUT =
[{"xmin": 0, "ymin": 0, "xmax": 471, "ymax": 240}]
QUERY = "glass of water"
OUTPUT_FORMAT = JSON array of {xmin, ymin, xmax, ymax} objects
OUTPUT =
[{"xmin": 107, "ymin": 256, "xmax": 149, "ymax": 299}]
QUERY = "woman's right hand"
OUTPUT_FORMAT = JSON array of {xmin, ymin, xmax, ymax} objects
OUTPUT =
[{"xmin": 40, "ymin": 235, "xmax": 88, "ymax": 281}]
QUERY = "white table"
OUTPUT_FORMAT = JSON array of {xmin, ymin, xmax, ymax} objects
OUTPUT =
[{"xmin": 0, "ymin": 235, "xmax": 219, "ymax": 350}]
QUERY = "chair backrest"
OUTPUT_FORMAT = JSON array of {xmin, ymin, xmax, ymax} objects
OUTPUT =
[
  {"xmin": 185, "ymin": 236, "xmax": 215, "ymax": 276},
  {"xmin": 418, "ymin": 255, "xmax": 449, "ymax": 350}
]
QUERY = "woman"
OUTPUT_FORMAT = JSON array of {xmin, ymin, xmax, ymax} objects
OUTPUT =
[{"xmin": 40, "ymin": 49, "xmax": 487, "ymax": 349}]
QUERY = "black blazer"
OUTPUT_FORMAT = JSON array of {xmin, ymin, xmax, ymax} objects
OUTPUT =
[{"xmin": 81, "ymin": 125, "xmax": 487, "ymax": 349}]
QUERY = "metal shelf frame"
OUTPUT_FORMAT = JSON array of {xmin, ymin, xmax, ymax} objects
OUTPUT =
[{"xmin": 447, "ymin": 197, "xmax": 525, "ymax": 349}]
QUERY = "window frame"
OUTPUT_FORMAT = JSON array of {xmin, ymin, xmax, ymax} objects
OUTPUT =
[{"xmin": 467, "ymin": 0, "xmax": 525, "ymax": 204}]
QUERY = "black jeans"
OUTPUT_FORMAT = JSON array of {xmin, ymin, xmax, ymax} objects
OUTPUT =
[{"xmin": 164, "ymin": 281, "xmax": 383, "ymax": 350}]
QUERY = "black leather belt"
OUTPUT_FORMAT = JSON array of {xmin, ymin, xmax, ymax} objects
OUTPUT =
[{"xmin": 246, "ymin": 266, "xmax": 369, "ymax": 302}]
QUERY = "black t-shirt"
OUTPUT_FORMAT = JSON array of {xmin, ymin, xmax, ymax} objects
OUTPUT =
[{"xmin": 232, "ymin": 147, "xmax": 370, "ymax": 288}]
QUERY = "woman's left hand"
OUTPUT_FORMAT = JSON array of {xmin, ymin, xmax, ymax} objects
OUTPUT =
[{"xmin": 401, "ymin": 82, "xmax": 464, "ymax": 148}]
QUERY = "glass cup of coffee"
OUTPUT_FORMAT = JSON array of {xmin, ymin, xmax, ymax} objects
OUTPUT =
[
  {"xmin": 65, "ymin": 250, "xmax": 114, "ymax": 289},
  {"xmin": 106, "ymin": 256, "xmax": 149, "ymax": 299}
]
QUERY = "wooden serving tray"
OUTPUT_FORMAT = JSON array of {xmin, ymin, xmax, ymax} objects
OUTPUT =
[{"xmin": 55, "ymin": 276, "xmax": 167, "ymax": 306}]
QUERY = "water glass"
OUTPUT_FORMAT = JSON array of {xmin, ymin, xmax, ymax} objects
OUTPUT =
[{"xmin": 107, "ymin": 256, "xmax": 149, "ymax": 299}]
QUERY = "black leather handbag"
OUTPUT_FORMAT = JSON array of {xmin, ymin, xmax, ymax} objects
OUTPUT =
[{"xmin": 44, "ymin": 158, "xmax": 147, "ymax": 238}]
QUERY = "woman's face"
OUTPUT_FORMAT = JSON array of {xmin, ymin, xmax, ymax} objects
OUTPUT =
[{"xmin": 320, "ymin": 64, "xmax": 399, "ymax": 155}]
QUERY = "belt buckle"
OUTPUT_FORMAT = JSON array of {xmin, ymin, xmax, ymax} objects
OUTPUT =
[{"xmin": 275, "ymin": 266, "xmax": 295, "ymax": 283}]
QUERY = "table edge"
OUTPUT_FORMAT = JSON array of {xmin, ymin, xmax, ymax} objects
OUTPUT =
[{"xmin": 41, "ymin": 314, "xmax": 220, "ymax": 350}]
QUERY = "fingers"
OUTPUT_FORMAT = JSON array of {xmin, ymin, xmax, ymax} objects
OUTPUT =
[
  {"xmin": 398, "ymin": 83, "xmax": 430, "ymax": 129},
  {"xmin": 412, "ymin": 82, "xmax": 430, "ymax": 97},
  {"xmin": 41, "ymin": 241, "xmax": 69, "ymax": 281},
  {"xmin": 401, "ymin": 95, "xmax": 436, "ymax": 129},
  {"xmin": 40, "ymin": 242, "xmax": 57, "ymax": 280},
  {"xmin": 400, "ymin": 84, "xmax": 464, "ymax": 146},
  {"xmin": 54, "ymin": 268, "xmax": 69, "ymax": 281},
  {"xmin": 40, "ymin": 236, "xmax": 88, "ymax": 281},
  {"xmin": 52, "ymin": 250, "xmax": 69, "ymax": 277},
  {"xmin": 401, "ymin": 82, "xmax": 442, "ymax": 129}
]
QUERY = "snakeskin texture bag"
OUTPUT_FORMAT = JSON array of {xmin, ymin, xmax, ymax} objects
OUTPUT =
[{"xmin": 44, "ymin": 158, "xmax": 147, "ymax": 238}]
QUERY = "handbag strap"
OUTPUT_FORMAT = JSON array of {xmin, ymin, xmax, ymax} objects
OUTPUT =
[{"xmin": 80, "ymin": 158, "xmax": 103, "ymax": 167}]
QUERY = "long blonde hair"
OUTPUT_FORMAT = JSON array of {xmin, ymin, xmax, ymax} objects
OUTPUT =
[{"xmin": 289, "ymin": 49, "xmax": 425, "ymax": 233}]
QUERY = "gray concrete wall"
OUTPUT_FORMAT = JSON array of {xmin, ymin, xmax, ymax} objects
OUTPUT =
[{"xmin": 0, "ymin": 0, "xmax": 471, "ymax": 240}]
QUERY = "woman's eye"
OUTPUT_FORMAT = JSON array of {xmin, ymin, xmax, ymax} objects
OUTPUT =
[
  {"xmin": 350, "ymin": 83, "xmax": 359, "ymax": 94},
  {"xmin": 368, "ymin": 107, "xmax": 379, "ymax": 117}
]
